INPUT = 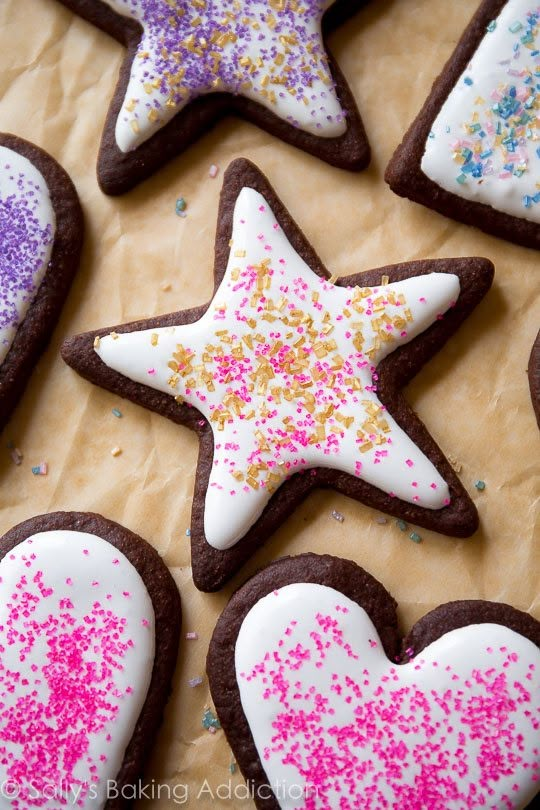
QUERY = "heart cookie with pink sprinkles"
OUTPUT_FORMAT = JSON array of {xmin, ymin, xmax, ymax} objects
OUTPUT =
[
  {"xmin": 208, "ymin": 554, "xmax": 540, "ymax": 810},
  {"xmin": 0, "ymin": 512, "xmax": 181, "ymax": 810}
]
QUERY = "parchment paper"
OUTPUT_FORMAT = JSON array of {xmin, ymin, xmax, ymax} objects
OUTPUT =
[{"xmin": 0, "ymin": 1, "xmax": 538, "ymax": 807}]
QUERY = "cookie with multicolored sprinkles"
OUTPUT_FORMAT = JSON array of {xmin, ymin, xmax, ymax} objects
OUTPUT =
[
  {"xmin": 385, "ymin": 0, "xmax": 540, "ymax": 250},
  {"xmin": 0, "ymin": 134, "xmax": 83, "ymax": 433},
  {"xmin": 529, "ymin": 329, "xmax": 540, "ymax": 427},
  {"xmin": 62, "ymin": 159, "xmax": 494, "ymax": 591},
  {"xmin": 208, "ymin": 552, "xmax": 540, "ymax": 810},
  {"xmin": 0, "ymin": 510, "xmax": 181, "ymax": 809},
  {"xmin": 54, "ymin": 0, "xmax": 371, "ymax": 194}
]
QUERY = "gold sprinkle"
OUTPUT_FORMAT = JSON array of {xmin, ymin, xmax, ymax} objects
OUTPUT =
[
  {"xmin": 111, "ymin": 446, "xmax": 122, "ymax": 457},
  {"xmin": 93, "ymin": 336, "xmax": 101, "ymax": 349},
  {"xmin": 151, "ymin": 333, "xmax": 159, "ymax": 346}
]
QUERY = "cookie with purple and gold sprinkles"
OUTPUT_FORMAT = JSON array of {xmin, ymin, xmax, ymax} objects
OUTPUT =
[
  {"xmin": 0, "ymin": 134, "xmax": 83, "ymax": 433},
  {"xmin": 62, "ymin": 158, "xmax": 494, "ymax": 591},
  {"xmin": 55, "ymin": 0, "xmax": 371, "ymax": 194},
  {"xmin": 385, "ymin": 0, "xmax": 540, "ymax": 250}
]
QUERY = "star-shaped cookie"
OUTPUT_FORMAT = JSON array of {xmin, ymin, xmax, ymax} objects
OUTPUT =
[
  {"xmin": 56, "ymin": 0, "xmax": 371, "ymax": 194},
  {"xmin": 61, "ymin": 159, "xmax": 494, "ymax": 591}
]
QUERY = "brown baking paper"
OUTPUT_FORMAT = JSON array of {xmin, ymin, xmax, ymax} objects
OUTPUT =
[{"xmin": 0, "ymin": 0, "xmax": 539, "ymax": 807}]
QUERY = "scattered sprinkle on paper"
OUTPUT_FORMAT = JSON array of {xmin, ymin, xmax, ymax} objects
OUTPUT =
[
  {"xmin": 112, "ymin": 407, "xmax": 122, "ymax": 418},
  {"xmin": 448, "ymin": 454, "xmax": 462, "ymax": 474},
  {"xmin": 409, "ymin": 531, "xmax": 422, "ymax": 544},
  {"xmin": 8, "ymin": 443, "xmax": 23, "ymax": 466},
  {"xmin": 375, "ymin": 516, "xmax": 388, "ymax": 525},
  {"xmin": 188, "ymin": 676, "xmax": 203, "ymax": 688},
  {"xmin": 175, "ymin": 197, "xmax": 187, "ymax": 217},
  {"xmin": 31, "ymin": 462, "xmax": 48, "ymax": 476},
  {"xmin": 331, "ymin": 510, "xmax": 344, "ymax": 523},
  {"xmin": 185, "ymin": 528, "xmax": 191, "ymax": 537},
  {"xmin": 209, "ymin": 164, "xmax": 219, "ymax": 178},
  {"xmin": 111, "ymin": 446, "xmax": 122, "ymax": 457},
  {"xmin": 474, "ymin": 479, "xmax": 486, "ymax": 491},
  {"xmin": 202, "ymin": 708, "xmax": 221, "ymax": 732},
  {"xmin": 186, "ymin": 631, "xmax": 198, "ymax": 641},
  {"xmin": 396, "ymin": 519, "xmax": 408, "ymax": 532}
]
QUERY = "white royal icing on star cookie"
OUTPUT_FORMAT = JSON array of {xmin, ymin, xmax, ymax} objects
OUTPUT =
[
  {"xmin": 0, "ymin": 146, "xmax": 55, "ymax": 366},
  {"xmin": 422, "ymin": 0, "xmax": 540, "ymax": 223},
  {"xmin": 235, "ymin": 582, "xmax": 540, "ymax": 809},
  {"xmin": 0, "ymin": 530, "xmax": 155, "ymax": 810},
  {"xmin": 100, "ymin": 0, "xmax": 346, "ymax": 152},
  {"xmin": 95, "ymin": 187, "xmax": 460, "ymax": 551}
]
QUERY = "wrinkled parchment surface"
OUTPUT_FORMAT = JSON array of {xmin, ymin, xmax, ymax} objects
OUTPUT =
[{"xmin": 0, "ymin": 0, "xmax": 538, "ymax": 807}]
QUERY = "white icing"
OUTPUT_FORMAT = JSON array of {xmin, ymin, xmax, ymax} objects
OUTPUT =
[
  {"xmin": 95, "ymin": 187, "xmax": 460, "ymax": 550},
  {"xmin": 235, "ymin": 582, "xmax": 540, "ymax": 809},
  {"xmin": 0, "ymin": 146, "xmax": 55, "ymax": 366},
  {"xmin": 0, "ymin": 530, "xmax": 155, "ymax": 810},
  {"xmin": 421, "ymin": 0, "xmax": 540, "ymax": 223},
  {"xmin": 99, "ymin": 0, "xmax": 346, "ymax": 152}
]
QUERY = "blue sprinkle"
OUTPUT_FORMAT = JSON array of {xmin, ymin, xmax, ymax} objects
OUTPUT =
[
  {"xmin": 486, "ymin": 20, "xmax": 497, "ymax": 32},
  {"xmin": 523, "ymin": 195, "xmax": 533, "ymax": 208},
  {"xmin": 202, "ymin": 708, "xmax": 221, "ymax": 731},
  {"xmin": 31, "ymin": 466, "xmax": 41, "ymax": 475},
  {"xmin": 464, "ymin": 76, "xmax": 473, "ymax": 86},
  {"xmin": 175, "ymin": 198, "xmax": 187, "ymax": 216},
  {"xmin": 536, "ymin": 147, "xmax": 540, "ymax": 158},
  {"xmin": 509, "ymin": 21, "xmax": 523, "ymax": 34},
  {"xmin": 474, "ymin": 480, "xmax": 486, "ymax": 491},
  {"xmin": 396, "ymin": 519, "xmax": 408, "ymax": 532},
  {"xmin": 409, "ymin": 532, "xmax": 422, "ymax": 544},
  {"xmin": 112, "ymin": 407, "xmax": 122, "ymax": 418},
  {"xmin": 456, "ymin": 174, "xmax": 467, "ymax": 185},
  {"xmin": 185, "ymin": 528, "xmax": 191, "ymax": 537}
]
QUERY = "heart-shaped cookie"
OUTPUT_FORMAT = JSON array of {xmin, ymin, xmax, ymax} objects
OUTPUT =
[
  {"xmin": 0, "ymin": 512, "xmax": 181, "ymax": 809},
  {"xmin": 208, "ymin": 554, "xmax": 540, "ymax": 809}
]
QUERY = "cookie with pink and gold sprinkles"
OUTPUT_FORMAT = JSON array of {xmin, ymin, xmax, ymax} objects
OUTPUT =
[
  {"xmin": 0, "ymin": 511, "xmax": 181, "ymax": 809},
  {"xmin": 0, "ymin": 134, "xmax": 83, "ymax": 433},
  {"xmin": 62, "ymin": 159, "xmax": 494, "ymax": 591},
  {"xmin": 208, "ymin": 553, "xmax": 540, "ymax": 810},
  {"xmin": 385, "ymin": 0, "xmax": 540, "ymax": 250},
  {"xmin": 54, "ymin": 0, "xmax": 371, "ymax": 194}
]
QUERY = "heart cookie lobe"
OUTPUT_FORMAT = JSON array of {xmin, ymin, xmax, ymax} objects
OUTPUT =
[
  {"xmin": 0, "ymin": 513, "xmax": 181, "ymax": 810},
  {"xmin": 208, "ymin": 554, "xmax": 540, "ymax": 810}
]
